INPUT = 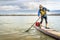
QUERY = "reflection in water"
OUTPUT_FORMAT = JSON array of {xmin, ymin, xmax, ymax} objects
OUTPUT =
[{"xmin": 0, "ymin": 16, "xmax": 59, "ymax": 40}]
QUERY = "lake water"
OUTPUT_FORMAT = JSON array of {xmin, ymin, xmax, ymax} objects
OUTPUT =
[{"xmin": 0, "ymin": 16, "xmax": 60, "ymax": 40}]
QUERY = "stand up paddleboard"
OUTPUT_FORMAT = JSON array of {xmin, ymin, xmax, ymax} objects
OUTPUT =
[{"xmin": 34, "ymin": 22, "xmax": 60, "ymax": 40}]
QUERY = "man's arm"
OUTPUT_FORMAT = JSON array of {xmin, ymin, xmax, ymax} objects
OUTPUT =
[
  {"xmin": 38, "ymin": 9, "xmax": 40, "ymax": 17},
  {"xmin": 46, "ymin": 9, "xmax": 49, "ymax": 12}
]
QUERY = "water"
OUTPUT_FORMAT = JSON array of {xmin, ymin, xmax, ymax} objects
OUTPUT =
[{"xmin": 0, "ymin": 16, "xmax": 60, "ymax": 40}]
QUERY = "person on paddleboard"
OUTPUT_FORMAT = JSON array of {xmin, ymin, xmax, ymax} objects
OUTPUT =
[{"xmin": 38, "ymin": 5, "xmax": 49, "ymax": 29}]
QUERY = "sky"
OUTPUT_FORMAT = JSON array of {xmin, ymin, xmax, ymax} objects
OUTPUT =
[{"xmin": 0, "ymin": 0, "xmax": 60, "ymax": 14}]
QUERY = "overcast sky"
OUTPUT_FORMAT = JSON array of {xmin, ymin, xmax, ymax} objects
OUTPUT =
[{"xmin": 0, "ymin": 0, "xmax": 60, "ymax": 11}]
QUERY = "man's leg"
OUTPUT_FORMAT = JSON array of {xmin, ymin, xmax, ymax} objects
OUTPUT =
[
  {"xmin": 45, "ymin": 16, "xmax": 49, "ymax": 29},
  {"xmin": 40, "ymin": 16, "xmax": 43, "ymax": 28},
  {"xmin": 45, "ymin": 16, "xmax": 48, "ymax": 27}
]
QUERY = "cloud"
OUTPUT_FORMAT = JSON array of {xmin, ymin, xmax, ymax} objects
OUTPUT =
[
  {"xmin": 0, "ymin": 0, "xmax": 60, "ymax": 11},
  {"xmin": 0, "ymin": 5, "xmax": 20, "ymax": 10},
  {"xmin": 0, "ymin": 2, "xmax": 40, "ymax": 10},
  {"xmin": 26, "ymin": 2, "xmax": 39, "ymax": 9},
  {"xmin": 19, "ymin": 2, "xmax": 40, "ymax": 10}
]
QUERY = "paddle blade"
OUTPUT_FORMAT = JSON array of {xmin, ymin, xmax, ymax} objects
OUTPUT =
[
  {"xmin": 25, "ymin": 29, "xmax": 29, "ymax": 32},
  {"xmin": 25, "ymin": 26, "xmax": 33, "ymax": 32}
]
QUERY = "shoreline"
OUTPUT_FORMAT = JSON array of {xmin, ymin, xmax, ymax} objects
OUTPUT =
[{"xmin": 0, "ymin": 14, "xmax": 60, "ymax": 16}]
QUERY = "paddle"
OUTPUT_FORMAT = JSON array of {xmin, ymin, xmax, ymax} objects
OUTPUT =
[{"xmin": 25, "ymin": 17, "xmax": 40, "ymax": 32}]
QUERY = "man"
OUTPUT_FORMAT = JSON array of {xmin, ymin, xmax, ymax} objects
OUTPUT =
[{"xmin": 38, "ymin": 5, "xmax": 49, "ymax": 29}]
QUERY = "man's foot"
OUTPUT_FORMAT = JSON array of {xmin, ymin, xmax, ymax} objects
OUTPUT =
[
  {"xmin": 39, "ymin": 26, "xmax": 41, "ymax": 28},
  {"xmin": 39, "ymin": 24, "xmax": 42, "ymax": 28}
]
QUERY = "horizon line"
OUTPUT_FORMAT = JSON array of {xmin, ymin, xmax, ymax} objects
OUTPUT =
[{"xmin": 0, "ymin": 14, "xmax": 60, "ymax": 16}]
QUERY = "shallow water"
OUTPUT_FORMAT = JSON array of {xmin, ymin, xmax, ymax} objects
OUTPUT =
[{"xmin": 0, "ymin": 16, "xmax": 60, "ymax": 40}]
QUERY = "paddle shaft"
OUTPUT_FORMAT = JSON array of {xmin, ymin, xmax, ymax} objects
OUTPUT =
[{"xmin": 25, "ymin": 17, "xmax": 40, "ymax": 32}]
